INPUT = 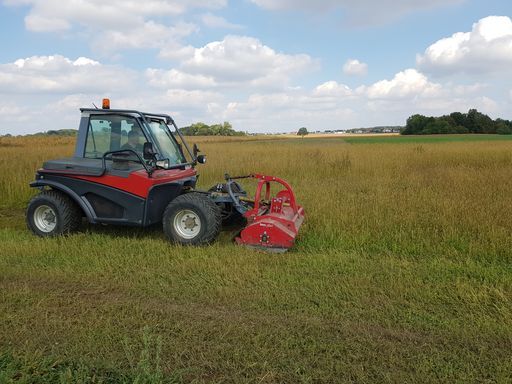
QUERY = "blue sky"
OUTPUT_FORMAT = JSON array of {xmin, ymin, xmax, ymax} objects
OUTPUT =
[{"xmin": 0, "ymin": 0, "xmax": 511, "ymax": 134}]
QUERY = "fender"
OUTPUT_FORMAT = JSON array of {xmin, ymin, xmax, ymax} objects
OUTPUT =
[{"xmin": 30, "ymin": 179, "xmax": 97, "ymax": 223}]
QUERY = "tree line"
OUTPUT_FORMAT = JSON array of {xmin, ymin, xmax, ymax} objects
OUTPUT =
[
  {"xmin": 4, "ymin": 129, "xmax": 79, "ymax": 137},
  {"xmin": 179, "ymin": 122, "xmax": 246, "ymax": 136},
  {"xmin": 403, "ymin": 109, "xmax": 512, "ymax": 135}
]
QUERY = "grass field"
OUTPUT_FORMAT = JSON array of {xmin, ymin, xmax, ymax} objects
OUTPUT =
[
  {"xmin": 343, "ymin": 133, "xmax": 512, "ymax": 144},
  {"xmin": 1, "ymin": 134, "xmax": 512, "ymax": 383}
]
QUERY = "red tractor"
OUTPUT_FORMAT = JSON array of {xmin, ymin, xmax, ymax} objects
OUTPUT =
[{"xmin": 26, "ymin": 100, "xmax": 305, "ymax": 252}]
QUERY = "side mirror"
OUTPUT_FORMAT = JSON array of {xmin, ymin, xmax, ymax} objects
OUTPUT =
[
  {"xmin": 193, "ymin": 143, "xmax": 200, "ymax": 158},
  {"xmin": 197, "ymin": 155, "xmax": 207, "ymax": 164},
  {"xmin": 143, "ymin": 142, "xmax": 156, "ymax": 160}
]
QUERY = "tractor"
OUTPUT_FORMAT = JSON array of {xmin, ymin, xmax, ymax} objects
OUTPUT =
[{"xmin": 26, "ymin": 100, "xmax": 305, "ymax": 252}]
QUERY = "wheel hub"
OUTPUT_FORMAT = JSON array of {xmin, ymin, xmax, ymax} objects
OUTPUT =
[
  {"xmin": 183, "ymin": 216, "xmax": 197, "ymax": 230},
  {"xmin": 33, "ymin": 205, "xmax": 57, "ymax": 233},
  {"xmin": 173, "ymin": 209, "xmax": 201, "ymax": 239}
]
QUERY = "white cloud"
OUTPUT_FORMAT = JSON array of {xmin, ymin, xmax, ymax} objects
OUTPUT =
[
  {"xmin": 200, "ymin": 13, "xmax": 243, "ymax": 29},
  {"xmin": 313, "ymin": 81, "xmax": 352, "ymax": 97},
  {"xmin": 362, "ymin": 69, "xmax": 442, "ymax": 99},
  {"xmin": 0, "ymin": 55, "xmax": 135, "ymax": 94},
  {"xmin": 146, "ymin": 68, "xmax": 216, "ymax": 89},
  {"xmin": 110, "ymin": 89, "xmax": 226, "ymax": 125},
  {"xmin": 350, "ymin": 69, "xmax": 500, "ymax": 121},
  {"xmin": 72, "ymin": 57, "xmax": 100, "ymax": 66},
  {"xmin": 158, "ymin": 44, "xmax": 196, "ymax": 61},
  {"xmin": 250, "ymin": 0, "xmax": 464, "ymax": 25},
  {"xmin": 5, "ymin": 0, "xmax": 226, "ymax": 31},
  {"xmin": 24, "ymin": 14, "xmax": 71, "ymax": 31},
  {"xmin": 0, "ymin": 95, "xmax": 92, "ymax": 135},
  {"xmin": 250, "ymin": 0, "xmax": 338, "ymax": 11},
  {"xmin": 91, "ymin": 21, "xmax": 198, "ymax": 54},
  {"xmin": 343, "ymin": 59, "xmax": 368, "ymax": 76},
  {"xmin": 452, "ymin": 83, "xmax": 487, "ymax": 96},
  {"xmin": 13, "ymin": 56, "xmax": 99, "ymax": 69},
  {"xmin": 146, "ymin": 89, "xmax": 224, "ymax": 111},
  {"xmin": 51, "ymin": 94, "xmax": 99, "ymax": 111},
  {"xmin": 417, "ymin": 16, "xmax": 512, "ymax": 75},
  {"xmin": 0, "ymin": 103, "xmax": 32, "ymax": 127},
  {"xmin": 230, "ymin": 70, "xmax": 496, "ymax": 132},
  {"xmin": 4, "ymin": 0, "xmax": 222, "ymax": 55},
  {"xmin": 0, "ymin": 53, "xmax": 504, "ymax": 135},
  {"xmin": 221, "ymin": 91, "xmax": 356, "ymax": 132},
  {"xmin": 152, "ymin": 35, "xmax": 319, "ymax": 91},
  {"xmin": 364, "ymin": 96, "xmax": 499, "ymax": 117},
  {"xmin": 179, "ymin": 35, "xmax": 317, "ymax": 89}
]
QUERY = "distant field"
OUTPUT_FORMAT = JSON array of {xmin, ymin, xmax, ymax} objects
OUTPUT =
[
  {"xmin": 1, "ymin": 134, "xmax": 511, "ymax": 382},
  {"xmin": 343, "ymin": 133, "xmax": 512, "ymax": 144}
]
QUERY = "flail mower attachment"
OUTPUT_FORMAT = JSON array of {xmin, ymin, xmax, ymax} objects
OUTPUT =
[{"xmin": 210, "ymin": 174, "xmax": 305, "ymax": 252}]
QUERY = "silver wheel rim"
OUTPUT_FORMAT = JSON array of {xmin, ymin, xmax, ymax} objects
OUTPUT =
[
  {"xmin": 173, "ymin": 209, "xmax": 201, "ymax": 239},
  {"xmin": 33, "ymin": 205, "xmax": 57, "ymax": 233}
]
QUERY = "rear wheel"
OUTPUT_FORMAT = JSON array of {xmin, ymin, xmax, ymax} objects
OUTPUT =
[
  {"xmin": 26, "ymin": 190, "xmax": 82, "ymax": 237},
  {"xmin": 163, "ymin": 193, "xmax": 221, "ymax": 245}
]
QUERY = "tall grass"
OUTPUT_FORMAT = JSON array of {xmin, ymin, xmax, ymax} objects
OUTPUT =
[
  {"xmin": 0, "ymin": 136, "xmax": 75, "ymax": 209},
  {"xmin": 197, "ymin": 137, "xmax": 512, "ymax": 261},
  {"xmin": 1, "ymin": 134, "xmax": 511, "ymax": 382}
]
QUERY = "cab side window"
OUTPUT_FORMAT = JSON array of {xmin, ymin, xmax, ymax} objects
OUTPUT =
[{"xmin": 84, "ymin": 115, "xmax": 145, "ymax": 158}]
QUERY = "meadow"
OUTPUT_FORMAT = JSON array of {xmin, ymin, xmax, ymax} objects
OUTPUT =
[{"xmin": 1, "ymin": 134, "xmax": 511, "ymax": 383}]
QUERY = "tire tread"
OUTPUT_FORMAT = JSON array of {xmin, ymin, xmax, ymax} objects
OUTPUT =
[{"xmin": 26, "ymin": 189, "xmax": 82, "ymax": 236}]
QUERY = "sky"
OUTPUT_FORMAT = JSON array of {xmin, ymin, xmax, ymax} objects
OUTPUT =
[{"xmin": 0, "ymin": 0, "xmax": 511, "ymax": 134}]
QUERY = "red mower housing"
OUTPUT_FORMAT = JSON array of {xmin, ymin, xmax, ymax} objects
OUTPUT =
[{"xmin": 235, "ymin": 174, "xmax": 305, "ymax": 252}]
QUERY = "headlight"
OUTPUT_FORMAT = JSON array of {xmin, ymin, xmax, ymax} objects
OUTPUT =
[{"xmin": 197, "ymin": 155, "xmax": 207, "ymax": 164}]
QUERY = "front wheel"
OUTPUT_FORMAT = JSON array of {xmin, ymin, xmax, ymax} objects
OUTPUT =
[{"xmin": 162, "ymin": 193, "xmax": 221, "ymax": 245}]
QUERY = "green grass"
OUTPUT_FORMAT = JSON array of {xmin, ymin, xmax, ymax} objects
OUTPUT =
[
  {"xmin": 343, "ymin": 134, "xmax": 512, "ymax": 144},
  {"xmin": 1, "ymin": 135, "xmax": 512, "ymax": 382},
  {"xmin": 2, "ymin": 225, "xmax": 511, "ymax": 383}
]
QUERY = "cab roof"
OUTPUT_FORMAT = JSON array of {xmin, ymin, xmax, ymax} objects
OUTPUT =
[{"xmin": 80, "ymin": 108, "xmax": 175, "ymax": 125}]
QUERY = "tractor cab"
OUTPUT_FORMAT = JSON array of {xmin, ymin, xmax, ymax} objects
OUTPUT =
[
  {"xmin": 40, "ymin": 101, "xmax": 207, "ymax": 182},
  {"xmin": 71, "ymin": 100, "xmax": 204, "ymax": 173},
  {"xmin": 30, "ymin": 100, "xmax": 208, "ymax": 231}
]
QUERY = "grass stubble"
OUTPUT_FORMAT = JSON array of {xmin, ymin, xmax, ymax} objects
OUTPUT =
[{"xmin": 0, "ymin": 134, "xmax": 511, "ymax": 383}]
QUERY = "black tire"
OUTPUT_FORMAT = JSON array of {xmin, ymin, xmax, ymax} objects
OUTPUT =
[
  {"xmin": 26, "ymin": 190, "xmax": 82, "ymax": 237},
  {"xmin": 162, "ymin": 192, "xmax": 222, "ymax": 245}
]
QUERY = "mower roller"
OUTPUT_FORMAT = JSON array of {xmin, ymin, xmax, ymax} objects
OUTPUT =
[{"xmin": 26, "ymin": 100, "xmax": 304, "ymax": 252}]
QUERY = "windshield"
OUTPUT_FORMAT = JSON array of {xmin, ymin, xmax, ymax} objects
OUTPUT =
[
  {"xmin": 85, "ymin": 115, "xmax": 146, "ymax": 159},
  {"xmin": 147, "ymin": 120, "xmax": 186, "ymax": 165}
]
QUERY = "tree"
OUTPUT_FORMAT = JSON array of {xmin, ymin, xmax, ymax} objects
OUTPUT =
[
  {"xmin": 423, "ymin": 119, "xmax": 450, "ymax": 134},
  {"xmin": 179, "ymin": 122, "xmax": 245, "ymax": 136},
  {"xmin": 466, "ymin": 109, "xmax": 481, "ymax": 133},
  {"xmin": 210, "ymin": 124, "xmax": 222, "ymax": 136},
  {"xmin": 403, "ymin": 114, "xmax": 429, "ymax": 135},
  {"xmin": 496, "ymin": 119, "xmax": 512, "ymax": 135},
  {"xmin": 402, "ymin": 110, "xmax": 512, "ymax": 136},
  {"xmin": 297, "ymin": 127, "xmax": 309, "ymax": 137}
]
